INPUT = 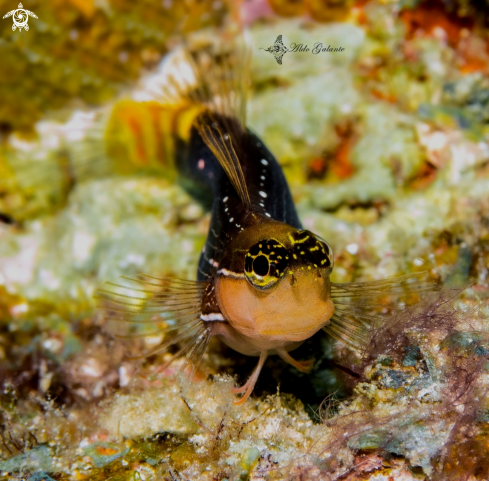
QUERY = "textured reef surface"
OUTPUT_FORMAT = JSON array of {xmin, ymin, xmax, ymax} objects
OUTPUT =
[{"xmin": 1, "ymin": 0, "xmax": 489, "ymax": 479}]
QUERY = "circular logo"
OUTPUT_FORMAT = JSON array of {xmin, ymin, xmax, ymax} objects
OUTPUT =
[
  {"xmin": 3, "ymin": 3, "xmax": 37, "ymax": 32},
  {"xmin": 13, "ymin": 8, "xmax": 28, "ymax": 31}
]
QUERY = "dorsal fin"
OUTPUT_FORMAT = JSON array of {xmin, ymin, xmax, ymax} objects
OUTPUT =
[
  {"xmin": 161, "ymin": 41, "xmax": 253, "ymax": 209},
  {"xmin": 196, "ymin": 117, "xmax": 251, "ymax": 208}
]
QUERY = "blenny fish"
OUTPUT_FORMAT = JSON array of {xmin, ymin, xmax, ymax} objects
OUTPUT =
[{"xmin": 98, "ymin": 45, "xmax": 435, "ymax": 404}]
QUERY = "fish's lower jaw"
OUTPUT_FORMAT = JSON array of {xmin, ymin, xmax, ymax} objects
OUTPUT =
[
  {"xmin": 211, "ymin": 321, "xmax": 304, "ymax": 355},
  {"xmin": 233, "ymin": 323, "xmax": 328, "ymax": 347}
]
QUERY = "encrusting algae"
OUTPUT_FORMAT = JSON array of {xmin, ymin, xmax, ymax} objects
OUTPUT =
[{"xmin": 0, "ymin": 1, "xmax": 489, "ymax": 480}]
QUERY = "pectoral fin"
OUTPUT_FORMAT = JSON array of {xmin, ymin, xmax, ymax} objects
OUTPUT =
[
  {"xmin": 328, "ymin": 271, "xmax": 440, "ymax": 352},
  {"xmin": 96, "ymin": 274, "xmax": 211, "ymax": 374}
]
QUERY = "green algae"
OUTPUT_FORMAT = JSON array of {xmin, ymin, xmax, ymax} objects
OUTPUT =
[
  {"xmin": 27, "ymin": 472, "xmax": 56, "ymax": 481},
  {"xmin": 237, "ymin": 447, "xmax": 261, "ymax": 481},
  {"xmin": 441, "ymin": 330, "xmax": 489, "ymax": 357},
  {"xmin": 402, "ymin": 346, "xmax": 422, "ymax": 367},
  {"xmin": 0, "ymin": 445, "xmax": 53, "ymax": 473},
  {"xmin": 348, "ymin": 430, "xmax": 388, "ymax": 451}
]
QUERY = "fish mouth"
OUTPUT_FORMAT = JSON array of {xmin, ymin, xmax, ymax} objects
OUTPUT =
[{"xmin": 237, "ymin": 320, "xmax": 331, "ymax": 342}]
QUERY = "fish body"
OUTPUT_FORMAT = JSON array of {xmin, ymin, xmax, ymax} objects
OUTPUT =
[
  {"xmin": 99, "ymin": 46, "xmax": 436, "ymax": 404},
  {"xmin": 171, "ymin": 110, "xmax": 336, "ymax": 401}
]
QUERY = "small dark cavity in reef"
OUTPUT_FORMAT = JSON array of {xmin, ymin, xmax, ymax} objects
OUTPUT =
[
  {"xmin": 322, "ymin": 199, "xmax": 390, "ymax": 217},
  {"xmin": 0, "ymin": 352, "xmax": 76, "ymax": 410},
  {"xmin": 252, "ymin": 77, "xmax": 293, "ymax": 94},
  {"xmin": 0, "ymin": 212, "xmax": 14, "ymax": 225}
]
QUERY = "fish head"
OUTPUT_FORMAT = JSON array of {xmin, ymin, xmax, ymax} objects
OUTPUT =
[{"xmin": 215, "ymin": 219, "xmax": 335, "ymax": 347}]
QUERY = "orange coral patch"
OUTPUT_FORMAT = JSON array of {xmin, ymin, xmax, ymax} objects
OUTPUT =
[{"xmin": 95, "ymin": 446, "xmax": 119, "ymax": 456}]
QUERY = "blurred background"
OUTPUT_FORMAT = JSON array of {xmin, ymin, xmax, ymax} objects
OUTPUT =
[{"xmin": 0, "ymin": 0, "xmax": 488, "ymax": 479}]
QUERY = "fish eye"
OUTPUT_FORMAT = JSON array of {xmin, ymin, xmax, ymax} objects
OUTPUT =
[
  {"xmin": 253, "ymin": 255, "xmax": 269, "ymax": 277},
  {"xmin": 244, "ymin": 239, "xmax": 288, "ymax": 291}
]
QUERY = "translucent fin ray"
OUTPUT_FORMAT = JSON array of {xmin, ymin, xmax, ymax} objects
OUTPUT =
[
  {"xmin": 327, "ymin": 271, "xmax": 440, "ymax": 352},
  {"xmin": 97, "ymin": 275, "xmax": 210, "ymax": 367},
  {"xmin": 126, "ymin": 321, "xmax": 203, "ymax": 360},
  {"xmin": 197, "ymin": 121, "xmax": 251, "ymax": 208},
  {"xmin": 183, "ymin": 326, "xmax": 212, "ymax": 378},
  {"xmin": 331, "ymin": 272, "xmax": 439, "ymax": 300}
]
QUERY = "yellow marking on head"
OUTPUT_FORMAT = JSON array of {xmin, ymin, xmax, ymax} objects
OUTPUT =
[{"xmin": 292, "ymin": 235, "xmax": 310, "ymax": 244}]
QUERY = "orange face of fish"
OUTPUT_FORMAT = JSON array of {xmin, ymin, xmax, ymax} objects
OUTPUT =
[
  {"xmin": 216, "ymin": 271, "xmax": 334, "ymax": 347},
  {"xmin": 214, "ymin": 218, "xmax": 335, "ymax": 353}
]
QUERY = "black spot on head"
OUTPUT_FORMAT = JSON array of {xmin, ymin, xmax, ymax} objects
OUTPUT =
[
  {"xmin": 290, "ymin": 230, "xmax": 333, "ymax": 271},
  {"xmin": 250, "ymin": 244, "xmax": 261, "ymax": 256}
]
